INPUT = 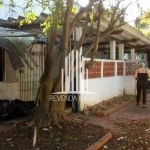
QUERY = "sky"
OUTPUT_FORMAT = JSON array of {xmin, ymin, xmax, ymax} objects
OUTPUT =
[
  {"xmin": 125, "ymin": 0, "xmax": 150, "ymax": 24},
  {"xmin": 0, "ymin": 0, "xmax": 150, "ymax": 26},
  {"xmin": 78, "ymin": 0, "xmax": 150, "ymax": 26}
]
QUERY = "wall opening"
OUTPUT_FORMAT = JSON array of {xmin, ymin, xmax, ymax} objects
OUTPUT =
[{"xmin": 0, "ymin": 48, "xmax": 5, "ymax": 81}]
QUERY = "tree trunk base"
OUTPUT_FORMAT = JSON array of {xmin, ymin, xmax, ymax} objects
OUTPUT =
[{"xmin": 26, "ymin": 113, "xmax": 86, "ymax": 129}]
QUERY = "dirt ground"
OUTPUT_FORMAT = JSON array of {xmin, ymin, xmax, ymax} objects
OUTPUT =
[
  {"xmin": 0, "ymin": 121, "xmax": 108, "ymax": 150},
  {"xmin": 1, "ymin": 94, "xmax": 150, "ymax": 150}
]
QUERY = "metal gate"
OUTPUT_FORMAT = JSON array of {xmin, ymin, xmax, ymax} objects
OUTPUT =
[{"xmin": 19, "ymin": 44, "xmax": 45, "ymax": 101}]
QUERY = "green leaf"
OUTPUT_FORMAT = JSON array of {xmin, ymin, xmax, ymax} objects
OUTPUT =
[
  {"xmin": 89, "ymin": 11, "xmax": 94, "ymax": 22},
  {"xmin": 72, "ymin": 5, "xmax": 77, "ymax": 14},
  {"xmin": 50, "ymin": 133, "xmax": 53, "ymax": 138},
  {"xmin": 54, "ymin": 138, "xmax": 61, "ymax": 142}
]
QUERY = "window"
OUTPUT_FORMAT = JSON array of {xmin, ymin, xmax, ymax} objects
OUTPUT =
[{"xmin": 0, "ymin": 47, "xmax": 17, "ymax": 82}]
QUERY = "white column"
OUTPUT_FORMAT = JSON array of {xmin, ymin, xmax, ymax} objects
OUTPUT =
[
  {"xmin": 74, "ymin": 27, "xmax": 82, "ymax": 41},
  {"xmin": 119, "ymin": 44, "xmax": 124, "ymax": 60},
  {"xmin": 144, "ymin": 53, "xmax": 148, "ymax": 68},
  {"xmin": 144, "ymin": 53, "xmax": 147, "ymax": 60},
  {"xmin": 73, "ymin": 27, "xmax": 83, "ymax": 112},
  {"xmin": 130, "ymin": 48, "xmax": 135, "ymax": 61},
  {"xmin": 110, "ymin": 40, "xmax": 116, "ymax": 60},
  {"xmin": 74, "ymin": 27, "xmax": 82, "ymax": 53}
]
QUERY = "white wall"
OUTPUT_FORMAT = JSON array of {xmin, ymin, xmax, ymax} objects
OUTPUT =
[
  {"xmin": 0, "ymin": 82, "xmax": 20, "ymax": 100},
  {"xmin": 79, "ymin": 75, "xmax": 135, "ymax": 111},
  {"xmin": 79, "ymin": 59, "xmax": 136, "ymax": 111}
]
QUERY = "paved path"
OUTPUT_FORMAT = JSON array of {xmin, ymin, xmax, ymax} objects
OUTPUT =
[{"xmin": 88, "ymin": 93, "xmax": 150, "ymax": 132}]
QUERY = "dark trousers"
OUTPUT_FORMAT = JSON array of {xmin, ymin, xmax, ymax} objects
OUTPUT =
[
  {"xmin": 137, "ymin": 80, "xmax": 148, "ymax": 105},
  {"xmin": 148, "ymin": 81, "xmax": 150, "ymax": 89}
]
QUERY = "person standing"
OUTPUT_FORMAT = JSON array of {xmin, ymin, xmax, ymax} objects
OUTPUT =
[
  {"xmin": 148, "ymin": 78, "xmax": 150, "ymax": 92},
  {"xmin": 134, "ymin": 62, "xmax": 150, "ymax": 108}
]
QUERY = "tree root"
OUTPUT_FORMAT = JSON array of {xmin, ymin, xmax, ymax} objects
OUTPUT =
[
  {"xmin": 65, "ymin": 116, "xmax": 87, "ymax": 127},
  {"xmin": 6, "ymin": 119, "xmax": 27, "ymax": 128},
  {"xmin": 51, "ymin": 116, "xmax": 86, "ymax": 129},
  {"xmin": 25, "ymin": 113, "xmax": 51, "ymax": 147},
  {"xmin": 55, "ymin": 124, "xmax": 62, "ymax": 129},
  {"xmin": 21, "ymin": 110, "xmax": 87, "ymax": 147},
  {"xmin": 25, "ymin": 118, "xmax": 36, "ymax": 128}
]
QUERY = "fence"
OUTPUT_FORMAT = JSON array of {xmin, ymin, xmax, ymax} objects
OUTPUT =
[
  {"xmin": 19, "ymin": 45, "xmax": 45, "ymax": 101},
  {"xmin": 84, "ymin": 58, "xmax": 136, "ymax": 79}
]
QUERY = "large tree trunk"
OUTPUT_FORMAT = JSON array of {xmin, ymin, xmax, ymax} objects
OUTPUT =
[
  {"xmin": 49, "ymin": 97, "xmax": 67, "ymax": 125},
  {"xmin": 33, "ymin": 0, "xmax": 74, "ymax": 127},
  {"xmin": 34, "ymin": 77, "xmax": 67, "ymax": 127}
]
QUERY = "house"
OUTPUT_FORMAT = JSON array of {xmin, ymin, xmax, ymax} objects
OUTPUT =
[
  {"xmin": 0, "ymin": 3, "xmax": 150, "ymax": 112},
  {"xmin": 0, "ymin": 27, "xmax": 45, "ymax": 100}
]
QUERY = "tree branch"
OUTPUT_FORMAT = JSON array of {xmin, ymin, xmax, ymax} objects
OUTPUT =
[
  {"xmin": 76, "ymin": 12, "xmax": 90, "ymax": 50},
  {"xmin": 54, "ymin": 0, "xmax": 74, "ymax": 92},
  {"xmin": 69, "ymin": 0, "xmax": 95, "ymax": 35},
  {"xmin": 86, "ymin": 0, "xmax": 102, "ymax": 69}
]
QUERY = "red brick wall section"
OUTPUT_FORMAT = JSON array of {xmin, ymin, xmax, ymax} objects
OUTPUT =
[
  {"xmin": 84, "ymin": 61, "xmax": 101, "ymax": 79},
  {"xmin": 126, "ymin": 62, "xmax": 135, "ymax": 75},
  {"xmin": 117, "ymin": 62, "xmax": 123, "ymax": 76},
  {"xmin": 103, "ymin": 62, "xmax": 115, "ymax": 77}
]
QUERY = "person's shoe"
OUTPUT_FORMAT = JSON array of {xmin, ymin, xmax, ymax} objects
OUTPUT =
[
  {"xmin": 142, "ymin": 105, "xmax": 146, "ymax": 108},
  {"xmin": 137, "ymin": 103, "xmax": 139, "ymax": 106}
]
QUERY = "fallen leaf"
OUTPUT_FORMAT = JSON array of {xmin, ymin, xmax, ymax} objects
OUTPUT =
[{"xmin": 6, "ymin": 138, "xmax": 12, "ymax": 141}]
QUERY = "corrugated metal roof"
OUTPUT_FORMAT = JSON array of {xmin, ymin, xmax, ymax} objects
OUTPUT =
[
  {"xmin": 0, "ymin": 36, "xmax": 24, "ymax": 71},
  {"xmin": 5, "ymin": 37, "xmax": 38, "ymax": 70},
  {"xmin": 0, "ymin": 33, "xmax": 38, "ymax": 70},
  {"xmin": 1, "ymin": 12, "xmax": 150, "ymax": 53},
  {"xmin": 0, "ymin": 27, "xmax": 30, "ymax": 36}
]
